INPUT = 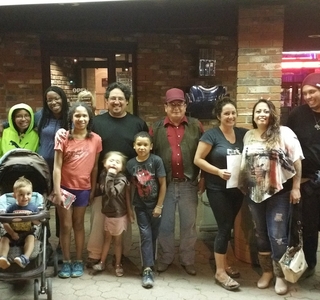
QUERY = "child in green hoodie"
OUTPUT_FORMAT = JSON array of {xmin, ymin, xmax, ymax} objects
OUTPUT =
[{"xmin": 0, "ymin": 103, "xmax": 39, "ymax": 157}]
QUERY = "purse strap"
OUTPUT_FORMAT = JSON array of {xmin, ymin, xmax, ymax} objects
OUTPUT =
[{"xmin": 288, "ymin": 202, "xmax": 303, "ymax": 249}]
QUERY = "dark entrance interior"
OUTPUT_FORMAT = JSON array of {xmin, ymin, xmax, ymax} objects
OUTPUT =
[{"xmin": 41, "ymin": 40, "xmax": 136, "ymax": 114}]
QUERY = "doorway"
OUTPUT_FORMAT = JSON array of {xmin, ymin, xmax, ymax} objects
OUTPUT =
[{"xmin": 41, "ymin": 40, "xmax": 136, "ymax": 114}]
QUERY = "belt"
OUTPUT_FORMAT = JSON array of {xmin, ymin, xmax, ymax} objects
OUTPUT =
[{"xmin": 172, "ymin": 177, "xmax": 189, "ymax": 182}]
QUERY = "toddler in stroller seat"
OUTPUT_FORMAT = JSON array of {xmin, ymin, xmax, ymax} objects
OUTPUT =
[
  {"xmin": 0, "ymin": 176, "xmax": 41, "ymax": 269},
  {"xmin": 0, "ymin": 149, "xmax": 54, "ymax": 300}
]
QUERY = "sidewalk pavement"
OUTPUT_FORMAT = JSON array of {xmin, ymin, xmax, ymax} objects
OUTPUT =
[{"xmin": 1, "ymin": 205, "xmax": 320, "ymax": 300}]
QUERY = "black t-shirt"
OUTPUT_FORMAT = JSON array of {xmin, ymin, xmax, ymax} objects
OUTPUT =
[
  {"xmin": 287, "ymin": 104, "xmax": 320, "ymax": 178},
  {"xmin": 200, "ymin": 126, "xmax": 247, "ymax": 191},
  {"xmin": 92, "ymin": 112, "xmax": 148, "ymax": 176}
]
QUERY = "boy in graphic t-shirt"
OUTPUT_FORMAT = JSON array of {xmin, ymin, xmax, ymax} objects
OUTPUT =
[{"xmin": 126, "ymin": 131, "xmax": 166, "ymax": 289}]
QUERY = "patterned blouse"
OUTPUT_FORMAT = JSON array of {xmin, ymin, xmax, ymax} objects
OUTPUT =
[{"xmin": 238, "ymin": 126, "xmax": 304, "ymax": 203}]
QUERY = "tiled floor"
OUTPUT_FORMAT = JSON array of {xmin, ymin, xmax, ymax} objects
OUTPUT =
[{"xmin": 1, "ymin": 203, "xmax": 320, "ymax": 300}]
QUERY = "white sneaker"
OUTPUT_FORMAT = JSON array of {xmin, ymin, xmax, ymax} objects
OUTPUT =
[
  {"xmin": 0, "ymin": 257, "xmax": 10, "ymax": 269},
  {"xmin": 92, "ymin": 262, "xmax": 105, "ymax": 271}
]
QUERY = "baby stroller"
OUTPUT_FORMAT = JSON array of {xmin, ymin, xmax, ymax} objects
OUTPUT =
[{"xmin": 0, "ymin": 149, "xmax": 56, "ymax": 300}]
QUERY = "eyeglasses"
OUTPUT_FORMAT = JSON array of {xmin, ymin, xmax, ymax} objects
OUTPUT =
[
  {"xmin": 166, "ymin": 102, "xmax": 186, "ymax": 108},
  {"xmin": 15, "ymin": 114, "xmax": 31, "ymax": 120},
  {"xmin": 46, "ymin": 97, "xmax": 61, "ymax": 104},
  {"xmin": 108, "ymin": 97, "xmax": 126, "ymax": 102}
]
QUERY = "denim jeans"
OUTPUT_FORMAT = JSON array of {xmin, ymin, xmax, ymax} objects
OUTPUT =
[
  {"xmin": 158, "ymin": 180, "xmax": 198, "ymax": 265},
  {"xmin": 135, "ymin": 206, "xmax": 161, "ymax": 268},
  {"xmin": 246, "ymin": 191, "xmax": 290, "ymax": 261},
  {"xmin": 207, "ymin": 188, "xmax": 243, "ymax": 254},
  {"xmin": 300, "ymin": 181, "xmax": 320, "ymax": 269}
]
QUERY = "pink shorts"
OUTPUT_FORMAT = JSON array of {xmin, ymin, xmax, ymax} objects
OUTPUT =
[{"xmin": 104, "ymin": 215, "xmax": 128, "ymax": 236}]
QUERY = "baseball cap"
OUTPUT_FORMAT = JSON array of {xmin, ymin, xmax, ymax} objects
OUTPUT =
[{"xmin": 165, "ymin": 88, "xmax": 186, "ymax": 103}]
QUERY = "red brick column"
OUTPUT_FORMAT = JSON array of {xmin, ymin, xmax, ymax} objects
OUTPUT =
[{"xmin": 237, "ymin": 5, "xmax": 284, "ymax": 127}]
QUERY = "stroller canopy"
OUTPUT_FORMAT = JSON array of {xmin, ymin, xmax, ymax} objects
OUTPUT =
[{"xmin": 0, "ymin": 149, "xmax": 51, "ymax": 195}]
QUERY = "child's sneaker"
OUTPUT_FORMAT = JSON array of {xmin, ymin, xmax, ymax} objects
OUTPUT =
[
  {"xmin": 0, "ymin": 256, "xmax": 11, "ymax": 269},
  {"xmin": 58, "ymin": 261, "xmax": 71, "ymax": 278},
  {"xmin": 115, "ymin": 264, "xmax": 124, "ymax": 277},
  {"xmin": 14, "ymin": 255, "xmax": 30, "ymax": 268},
  {"xmin": 142, "ymin": 267, "xmax": 154, "ymax": 289},
  {"xmin": 71, "ymin": 261, "xmax": 84, "ymax": 278},
  {"xmin": 92, "ymin": 261, "xmax": 105, "ymax": 271}
]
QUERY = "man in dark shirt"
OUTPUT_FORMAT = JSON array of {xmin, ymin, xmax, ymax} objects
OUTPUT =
[
  {"xmin": 287, "ymin": 72, "xmax": 320, "ymax": 278},
  {"xmin": 86, "ymin": 82, "xmax": 148, "ymax": 268}
]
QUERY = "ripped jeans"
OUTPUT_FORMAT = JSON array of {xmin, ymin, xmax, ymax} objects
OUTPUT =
[{"xmin": 246, "ymin": 191, "xmax": 291, "ymax": 262}]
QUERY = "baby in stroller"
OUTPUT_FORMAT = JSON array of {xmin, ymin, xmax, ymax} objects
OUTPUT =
[
  {"xmin": 0, "ymin": 176, "xmax": 41, "ymax": 269},
  {"xmin": 0, "ymin": 149, "xmax": 54, "ymax": 299}
]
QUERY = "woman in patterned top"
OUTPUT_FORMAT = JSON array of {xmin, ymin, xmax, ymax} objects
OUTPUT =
[{"xmin": 238, "ymin": 99, "xmax": 304, "ymax": 295}]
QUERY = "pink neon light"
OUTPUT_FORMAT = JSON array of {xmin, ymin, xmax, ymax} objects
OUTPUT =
[{"xmin": 281, "ymin": 61, "xmax": 320, "ymax": 69}]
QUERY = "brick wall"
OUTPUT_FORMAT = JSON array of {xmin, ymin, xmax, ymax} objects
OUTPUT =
[
  {"xmin": 0, "ymin": 33, "xmax": 43, "ymax": 119},
  {"xmin": 0, "ymin": 31, "xmax": 237, "ymax": 128},
  {"xmin": 237, "ymin": 5, "xmax": 284, "ymax": 128},
  {"xmin": 50, "ymin": 56, "xmax": 76, "ymax": 101},
  {"xmin": 134, "ymin": 33, "xmax": 237, "ymax": 127}
]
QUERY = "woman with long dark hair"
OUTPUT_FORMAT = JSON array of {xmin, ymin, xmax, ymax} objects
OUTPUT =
[
  {"xmin": 238, "ymin": 99, "xmax": 303, "ymax": 295},
  {"xmin": 35, "ymin": 86, "xmax": 69, "ymax": 173}
]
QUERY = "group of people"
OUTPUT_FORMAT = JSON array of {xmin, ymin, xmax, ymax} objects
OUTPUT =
[
  {"xmin": 0, "ymin": 72, "xmax": 319, "ymax": 295},
  {"xmin": 193, "ymin": 72, "xmax": 320, "ymax": 295}
]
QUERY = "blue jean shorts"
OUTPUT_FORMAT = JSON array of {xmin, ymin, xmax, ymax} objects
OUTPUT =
[{"xmin": 62, "ymin": 186, "xmax": 90, "ymax": 207}]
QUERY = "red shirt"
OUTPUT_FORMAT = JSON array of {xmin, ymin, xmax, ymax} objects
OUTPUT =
[{"xmin": 150, "ymin": 116, "xmax": 204, "ymax": 179}]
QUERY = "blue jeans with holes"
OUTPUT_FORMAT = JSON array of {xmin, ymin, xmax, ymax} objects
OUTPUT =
[
  {"xmin": 135, "ymin": 206, "xmax": 161, "ymax": 268},
  {"xmin": 246, "ymin": 191, "xmax": 291, "ymax": 262},
  {"xmin": 158, "ymin": 180, "xmax": 198, "ymax": 266}
]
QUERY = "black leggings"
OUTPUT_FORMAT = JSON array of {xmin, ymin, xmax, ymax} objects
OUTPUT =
[{"xmin": 206, "ymin": 188, "xmax": 243, "ymax": 254}]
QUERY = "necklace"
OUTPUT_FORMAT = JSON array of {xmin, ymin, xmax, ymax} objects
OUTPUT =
[{"xmin": 313, "ymin": 113, "xmax": 320, "ymax": 130}]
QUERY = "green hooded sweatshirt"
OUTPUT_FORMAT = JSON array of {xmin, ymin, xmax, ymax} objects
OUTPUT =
[{"xmin": 0, "ymin": 103, "xmax": 39, "ymax": 157}]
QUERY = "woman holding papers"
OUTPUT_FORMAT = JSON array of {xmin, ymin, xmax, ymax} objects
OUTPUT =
[
  {"xmin": 238, "ymin": 99, "xmax": 303, "ymax": 295},
  {"xmin": 194, "ymin": 97, "xmax": 247, "ymax": 291}
]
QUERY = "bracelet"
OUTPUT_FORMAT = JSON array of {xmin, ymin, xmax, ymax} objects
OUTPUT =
[{"xmin": 156, "ymin": 205, "xmax": 163, "ymax": 209}]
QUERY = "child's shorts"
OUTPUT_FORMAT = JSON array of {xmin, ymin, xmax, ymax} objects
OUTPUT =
[
  {"xmin": 62, "ymin": 186, "xmax": 90, "ymax": 207},
  {"xmin": 104, "ymin": 215, "xmax": 127, "ymax": 236},
  {"xmin": 4, "ymin": 231, "xmax": 35, "ymax": 247}
]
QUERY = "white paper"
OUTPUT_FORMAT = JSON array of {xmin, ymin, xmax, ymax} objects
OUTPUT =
[{"xmin": 226, "ymin": 154, "xmax": 241, "ymax": 189}]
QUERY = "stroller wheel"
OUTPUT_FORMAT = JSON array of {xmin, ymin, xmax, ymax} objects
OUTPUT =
[
  {"xmin": 46, "ymin": 277, "xmax": 52, "ymax": 300},
  {"xmin": 34, "ymin": 279, "xmax": 39, "ymax": 300}
]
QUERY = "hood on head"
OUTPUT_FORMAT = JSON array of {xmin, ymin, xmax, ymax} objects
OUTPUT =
[{"xmin": 8, "ymin": 103, "xmax": 34, "ymax": 134}]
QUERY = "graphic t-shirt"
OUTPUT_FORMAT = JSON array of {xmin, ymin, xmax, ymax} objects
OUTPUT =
[
  {"xmin": 126, "ymin": 154, "xmax": 166, "ymax": 209},
  {"xmin": 6, "ymin": 202, "xmax": 38, "ymax": 232}
]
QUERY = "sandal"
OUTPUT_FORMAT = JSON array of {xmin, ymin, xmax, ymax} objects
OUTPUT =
[
  {"xmin": 215, "ymin": 275, "xmax": 240, "ymax": 291},
  {"xmin": 115, "ymin": 264, "xmax": 124, "ymax": 277},
  {"xmin": 226, "ymin": 266, "xmax": 240, "ymax": 278}
]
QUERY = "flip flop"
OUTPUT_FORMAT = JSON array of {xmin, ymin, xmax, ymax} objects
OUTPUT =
[
  {"xmin": 215, "ymin": 275, "xmax": 240, "ymax": 291},
  {"xmin": 226, "ymin": 266, "xmax": 240, "ymax": 278}
]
